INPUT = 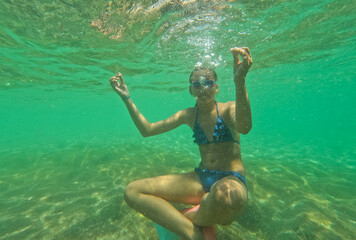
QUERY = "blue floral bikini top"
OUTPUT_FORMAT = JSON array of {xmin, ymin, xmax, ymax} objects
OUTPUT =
[{"xmin": 193, "ymin": 103, "xmax": 240, "ymax": 145}]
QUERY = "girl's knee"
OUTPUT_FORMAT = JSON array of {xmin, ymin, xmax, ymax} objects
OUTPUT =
[
  {"xmin": 124, "ymin": 181, "xmax": 141, "ymax": 206},
  {"xmin": 211, "ymin": 180, "xmax": 248, "ymax": 213}
]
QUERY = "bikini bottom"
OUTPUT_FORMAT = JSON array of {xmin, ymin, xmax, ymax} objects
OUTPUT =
[{"xmin": 194, "ymin": 168, "xmax": 247, "ymax": 192}]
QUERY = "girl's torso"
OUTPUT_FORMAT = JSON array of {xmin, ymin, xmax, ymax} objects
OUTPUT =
[{"xmin": 186, "ymin": 102, "xmax": 245, "ymax": 176}]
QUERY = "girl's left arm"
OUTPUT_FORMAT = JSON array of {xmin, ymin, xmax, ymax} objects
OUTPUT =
[{"xmin": 230, "ymin": 47, "xmax": 253, "ymax": 134}]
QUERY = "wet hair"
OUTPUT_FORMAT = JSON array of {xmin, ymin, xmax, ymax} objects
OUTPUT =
[{"xmin": 189, "ymin": 66, "xmax": 218, "ymax": 82}]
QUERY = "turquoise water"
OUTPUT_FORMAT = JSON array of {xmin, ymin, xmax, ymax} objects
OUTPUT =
[{"xmin": 1, "ymin": 0, "xmax": 355, "ymax": 239}]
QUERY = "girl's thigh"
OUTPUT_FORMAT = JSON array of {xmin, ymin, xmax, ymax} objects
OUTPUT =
[{"xmin": 126, "ymin": 171, "xmax": 205, "ymax": 205}]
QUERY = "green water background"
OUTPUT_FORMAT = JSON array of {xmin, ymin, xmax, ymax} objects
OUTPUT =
[{"xmin": 0, "ymin": 0, "xmax": 355, "ymax": 239}]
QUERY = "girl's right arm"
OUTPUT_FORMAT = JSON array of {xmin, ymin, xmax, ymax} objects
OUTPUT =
[{"xmin": 110, "ymin": 72, "xmax": 190, "ymax": 137}]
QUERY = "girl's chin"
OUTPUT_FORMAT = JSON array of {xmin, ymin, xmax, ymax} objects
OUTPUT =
[{"xmin": 195, "ymin": 95, "xmax": 214, "ymax": 101}]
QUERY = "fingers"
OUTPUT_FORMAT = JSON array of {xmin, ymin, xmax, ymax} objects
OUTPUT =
[
  {"xmin": 241, "ymin": 47, "xmax": 252, "ymax": 58},
  {"xmin": 110, "ymin": 72, "xmax": 125, "ymax": 87},
  {"xmin": 117, "ymin": 72, "xmax": 125, "ymax": 85},
  {"xmin": 231, "ymin": 47, "xmax": 252, "ymax": 59},
  {"xmin": 230, "ymin": 47, "xmax": 241, "ymax": 64},
  {"xmin": 233, "ymin": 47, "xmax": 253, "ymax": 66},
  {"xmin": 241, "ymin": 47, "xmax": 253, "ymax": 65},
  {"xmin": 109, "ymin": 75, "xmax": 117, "ymax": 85}
]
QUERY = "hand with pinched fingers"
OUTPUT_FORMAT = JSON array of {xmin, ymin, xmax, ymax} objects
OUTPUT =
[
  {"xmin": 110, "ymin": 72, "xmax": 130, "ymax": 100},
  {"xmin": 231, "ymin": 47, "xmax": 253, "ymax": 82}
]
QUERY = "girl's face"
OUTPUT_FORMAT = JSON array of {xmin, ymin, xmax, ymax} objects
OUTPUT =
[{"xmin": 189, "ymin": 70, "xmax": 219, "ymax": 101}]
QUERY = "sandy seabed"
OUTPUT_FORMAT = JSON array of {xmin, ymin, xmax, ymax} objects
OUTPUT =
[{"xmin": 0, "ymin": 140, "xmax": 355, "ymax": 240}]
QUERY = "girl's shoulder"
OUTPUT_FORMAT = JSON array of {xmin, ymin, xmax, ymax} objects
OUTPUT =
[
  {"xmin": 178, "ymin": 107, "xmax": 196, "ymax": 128},
  {"xmin": 217, "ymin": 101, "xmax": 236, "ymax": 121},
  {"xmin": 181, "ymin": 106, "xmax": 196, "ymax": 119},
  {"xmin": 218, "ymin": 101, "xmax": 235, "ymax": 112}
]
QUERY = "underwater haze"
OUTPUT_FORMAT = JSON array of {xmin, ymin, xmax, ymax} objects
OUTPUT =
[{"xmin": 0, "ymin": 0, "xmax": 355, "ymax": 239}]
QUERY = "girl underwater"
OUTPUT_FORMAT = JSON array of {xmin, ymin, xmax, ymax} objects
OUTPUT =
[{"xmin": 110, "ymin": 47, "xmax": 253, "ymax": 240}]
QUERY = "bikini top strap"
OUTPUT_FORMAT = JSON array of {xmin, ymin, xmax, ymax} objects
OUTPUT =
[{"xmin": 215, "ymin": 101, "xmax": 221, "ymax": 117}]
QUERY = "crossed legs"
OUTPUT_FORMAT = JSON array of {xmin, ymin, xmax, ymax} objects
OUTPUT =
[
  {"xmin": 124, "ymin": 172, "xmax": 247, "ymax": 240},
  {"xmin": 186, "ymin": 175, "xmax": 248, "ymax": 227}
]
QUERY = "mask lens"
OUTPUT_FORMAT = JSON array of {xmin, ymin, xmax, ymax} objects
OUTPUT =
[
  {"xmin": 191, "ymin": 81, "xmax": 201, "ymax": 88},
  {"xmin": 190, "ymin": 80, "xmax": 215, "ymax": 88},
  {"xmin": 203, "ymin": 80, "xmax": 215, "ymax": 87}
]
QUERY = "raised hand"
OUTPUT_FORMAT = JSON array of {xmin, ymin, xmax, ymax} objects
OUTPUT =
[
  {"xmin": 231, "ymin": 47, "xmax": 253, "ymax": 82},
  {"xmin": 110, "ymin": 72, "xmax": 130, "ymax": 100}
]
